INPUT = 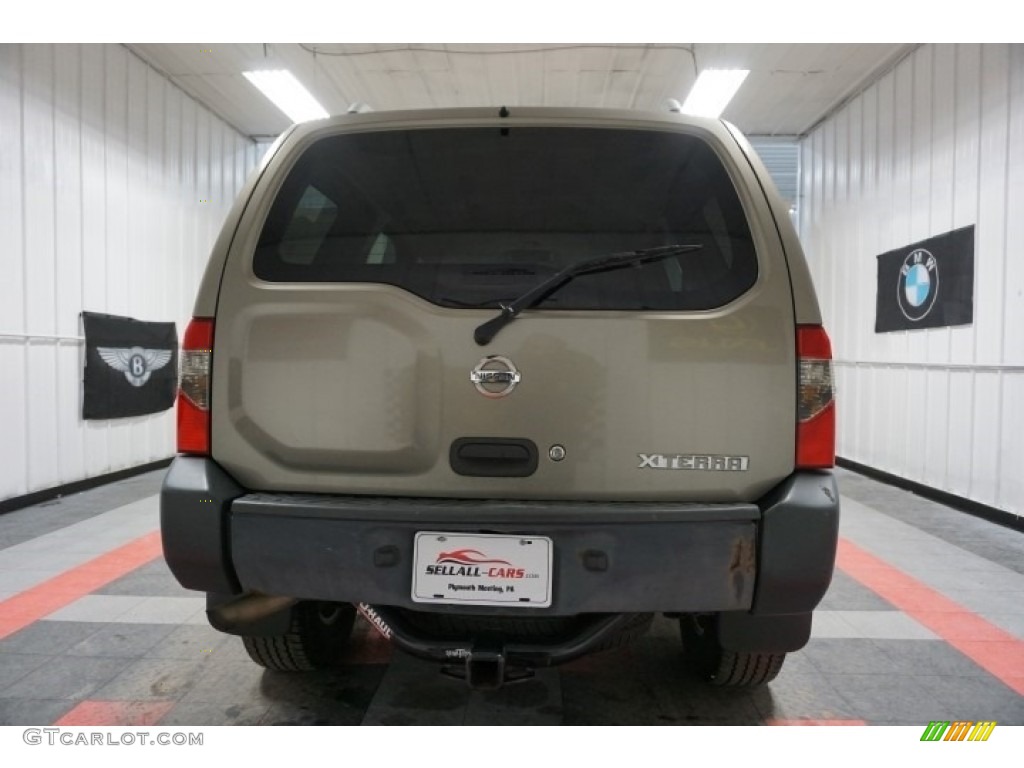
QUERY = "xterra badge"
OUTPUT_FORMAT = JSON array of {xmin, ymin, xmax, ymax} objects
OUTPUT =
[
  {"xmin": 637, "ymin": 453, "xmax": 749, "ymax": 471},
  {"xmin": 470, "ymin": 355, "xmax": 521, "ymax": 398}
]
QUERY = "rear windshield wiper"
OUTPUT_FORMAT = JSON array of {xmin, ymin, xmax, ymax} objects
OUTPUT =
[{"xmin": 473, "ymin": 244, "xmax": 703, "ymax": 345}]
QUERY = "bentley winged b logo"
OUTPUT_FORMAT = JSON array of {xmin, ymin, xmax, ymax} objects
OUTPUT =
[{"xmin": 97, "ymin": 346, "xmax": 173, "ymax": 387}]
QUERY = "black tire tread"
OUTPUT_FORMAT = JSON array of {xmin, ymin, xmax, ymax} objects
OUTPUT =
[
  {"xmin": 680, "ymin": 614, "xmax": 786, "ymax": 688},
  {"xmin": 710, "ymin": 649, "xmax": 785, "ymax": 686},
  {"xmin": 242, "ymin": 631, "xmax": 313, "ymax": 672},
  {"xmin": 593, "ymin": 613, "xmax": 654, "ymax": 652},
  {"xmin": 242, "ymin": 601, "xmax": 354, "ymax": 672}
]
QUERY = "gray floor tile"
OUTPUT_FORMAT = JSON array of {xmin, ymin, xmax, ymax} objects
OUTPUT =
[
  {"xmin": 915, "ymin": 568, "xmax": 1024, "ymax": 593},
  {"xmin": 464, "ymin": 670, "xmax": 562, "ymax": 725},
  {"xmin": 43, "ymin": 595, "xmax": 149, "ymax": 623},
  {"xmin": 871, "ymin": 639, "xmax": 997, "ymax": 678},
  {"xmin": 778, "ymin": 648, "xmax": 819, "ymax": 676},
  {"xmin": 143, "ymin": 624, "xmax": 232, "ymax": 661},
  {"xmin": 914, "ymin": 674, "xmax": 1024, "ymax": 724},
  {"xmin": 810, "ymin": 612, "xmax": 857, "ymax": 639},
  {"xmin": 984, "ymin": 613, "xmax": 1024, "ymax": 637},
  {"xmin": 0, "ymin": 469, "xmax": 165, "ymax": 550},
  {"xmin": 802, "ymin": 638, "xmax": 903, "ymax": 675},
  {"xmin": 817, "ymin": 572, "xmax": 894, "ymax": 611},
  {"xmin": 90, "ymin": 657, "xmax": 210, "ymax": 701},
  {"xmin": 210, "ymin": 637, "xmax": 260, "ymax": 664},
  {"xmin": 838, "ymin": 611, "xmax": 937, "ymax": 640},
  {"xmin": 559, "ymin": 626, "xmax": 763, "ymax": 725},
  {"xmin": 0, "ymin": 698, "xmax": 76, "ymax": 726},
  {"xmin": 95, "ymin": 559, "xmax": 188, "ymax": 597},
  {"xmin": 837, "ymin": 468, "xmax": 1024, "ymax": 575},
  {"xmin": 361, "ymin": 652, "xmax": 471, "ymax": 725},
  {"xmin": 64, "ymin": 623, "xmax": 177, "ymax": 658},
  {"xmin": 114, "ymin": 596, "xmax": 206, "ymax": 624},
  {"xmin": 655, "ymin": 679, "xmax": 764, "ymax": 725},
  {"xmin": 940, "ymin": 589, "xmax": 1024, "ymax": 616},
  {"xmin": 0, "ymin": 570, "xmax": 66, "ymax": 594},
  {"xmin": 0, "ymin": 656, "xmax": 126, "ymax": 701},
  {"xmin": 0, "ymin": 536, "xmax": 22, "ymax": 550},
  {"xmin": 174, "ymin": 656, "xmax": 389, "ymax": 727},
  {"xmin": 2, "ymin": 532, "xmax": 125, "ymax": 556},
  {"xmin": 0, "ymin": 549, "xmax": 95, "ymax": 572},
  {"xmin": 0, "ymin": 501, "xmax": 159, "ymax": 593},
  {"xmin": 0, "ymin": 653, "xmax": 52, "ymax": 690},
  {"xmin": 825, "ymin": 673, "xmax": 946, "ymax": 721},
  {"xmin": 257, "ymin": 665, "xmax": 387, "ymax": 725},
  {"xmin": 258, "ymin": 703, "xmax": 358, "ymax": 726},
  {"xmin": 159, "ymin": 701, "xmax": 271, "ymax": 726},
  {"xmin": 176, "ymin": 661, "xmax": 269, "ymax": 705},
  {"xmin": 0, "ymin": 621, "xmax": 102, "ymax": 655},
  {"xmin": 751, "ymin": 672, "xmax": 861, "ymax": 722}
]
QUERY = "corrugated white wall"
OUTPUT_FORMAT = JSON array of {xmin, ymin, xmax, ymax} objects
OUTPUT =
[
  {"xmin": 0, "ymin": 44, "xmax": 262, "ymax": 503},
  {"xmin": 799, "ymin": 43, "xmax": 1024, "ymax": 516}
]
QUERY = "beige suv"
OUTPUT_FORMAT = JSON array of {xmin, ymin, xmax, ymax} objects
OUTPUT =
[{"xmin": 161, "ymin": 107, "xmax": 838, "ymax": 689}]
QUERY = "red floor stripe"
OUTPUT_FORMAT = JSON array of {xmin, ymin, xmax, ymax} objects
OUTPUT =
[
  {"xmin": 836, "ymin": 538, "xmax": 1024, "ymax": 696},
  {"xmin": 767, "ymin": 719, "xmax": 867, "ymax": 726},
  {"xmin": 0, "ymin": 531, "xmax": 163, "ymax": 641},
  {"xmin": 54, "ymin": 700, "xmax": 174, "ymax": 727}
]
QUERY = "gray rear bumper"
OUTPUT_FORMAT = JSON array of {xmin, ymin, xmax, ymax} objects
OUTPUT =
[
  {"xmin": 160, "ymin": 457, "xmax": 839, "ymax": 618},
  {"xmin": 230, "ymin": 493, "xmax": 760, "ymax": 615}
]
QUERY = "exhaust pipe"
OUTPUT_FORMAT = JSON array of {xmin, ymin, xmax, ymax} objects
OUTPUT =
[{"xmin": 207, "ymin": 593, "xmax": 298, "ymax": 635}]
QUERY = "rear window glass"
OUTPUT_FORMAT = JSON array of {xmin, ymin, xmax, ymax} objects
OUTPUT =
[{"xmin": 254, "ymin": 127, "xmax": 758, "ymax": 311}]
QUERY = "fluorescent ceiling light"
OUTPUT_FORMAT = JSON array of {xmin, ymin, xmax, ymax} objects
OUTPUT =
[
  {"xmin": 242, "ymin": 69, "xmax": 329, "ymax": 124},
  {"xmin": 680, "ymin": 69, "xmax": 750, "ymax": 119}
]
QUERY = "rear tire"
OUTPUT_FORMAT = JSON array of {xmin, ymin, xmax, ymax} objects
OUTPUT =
[
  {"xmin": 242, "ymin": 601, "xmax": 355, "ymax": 672},
  {"xmin": 680, "ymin": 614, "xmax": 785, "ymax": 687}
]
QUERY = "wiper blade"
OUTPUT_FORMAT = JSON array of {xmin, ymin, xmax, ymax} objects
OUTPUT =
[
  {"xmin": 473, "ymin": 244, "xmax": 703, "ymax": 346},
  {"xmin": 438, "ymin": 296, "xmax": 516, "ymax": 309}
]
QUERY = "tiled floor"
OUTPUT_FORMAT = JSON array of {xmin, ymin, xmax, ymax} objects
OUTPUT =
[{"xmin": 0, "ymin": 467, "xmax": 1021, "ymax": 726}]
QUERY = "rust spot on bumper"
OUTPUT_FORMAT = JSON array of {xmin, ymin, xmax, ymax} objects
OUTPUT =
[{"xmin": 729, "ymin": 535, "xmax": 757, "ymax": 603}]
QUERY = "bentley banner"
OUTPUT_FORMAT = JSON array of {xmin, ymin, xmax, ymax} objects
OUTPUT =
[
  {"xmin": 875, "ymin": 225, "xmax": 975, "ymax": 333},
  {"xmin": 82, "ymin": 312, "xmax": 178, "ymax": 420}
]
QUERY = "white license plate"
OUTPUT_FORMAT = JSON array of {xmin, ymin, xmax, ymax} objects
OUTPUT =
[{"xmin": 411, "ymin": 532, "xmax": 553, "ymax": 607}]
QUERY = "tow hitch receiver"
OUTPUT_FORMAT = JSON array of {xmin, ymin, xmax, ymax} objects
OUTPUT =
[
  {"xmin": 465, "ymin": 646, "xmax": 506, "ymax": 689},
  {"xmin": 357, "ymin": 603, "xmax": 645, "ymax": 690}
]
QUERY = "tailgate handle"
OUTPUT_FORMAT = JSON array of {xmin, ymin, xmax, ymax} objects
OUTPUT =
[{"xmin": 450, "ymin": 438, "xmax": 539, "ymax": 478}]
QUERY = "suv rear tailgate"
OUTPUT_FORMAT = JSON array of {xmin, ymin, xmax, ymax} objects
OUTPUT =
[{"xmin": 209, "ymin": 118, "xmax": 797, "ymax": 503}]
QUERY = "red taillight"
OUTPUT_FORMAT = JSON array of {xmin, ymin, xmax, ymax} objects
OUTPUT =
[
  {"xmin": 177, "ymin": 318, "xmax": 214, "ymax": 455},
  {"xmin": 796, "ymin": 325, "xmax": 835, "ymax": 469}
]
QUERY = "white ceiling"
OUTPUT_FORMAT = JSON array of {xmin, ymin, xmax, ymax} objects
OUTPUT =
[{"xmin": 128, "ymin": 43, "xmax": 917, "ymax": 140}]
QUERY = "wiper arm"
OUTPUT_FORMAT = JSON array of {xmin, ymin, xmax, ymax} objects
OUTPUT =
[{"xmin": 473, "ymin": 244, "xmax": 703, "ymax": 346}]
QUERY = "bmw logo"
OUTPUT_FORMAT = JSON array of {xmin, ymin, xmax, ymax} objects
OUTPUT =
[{"xmin": 897, "ymin": 248, "xmax": 939, "ymax": 321}]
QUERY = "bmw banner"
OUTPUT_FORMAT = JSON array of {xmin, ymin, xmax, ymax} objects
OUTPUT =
[
  {"xmin": 874, "ymin": 225, "xmax": 975, "ymax": 333},
  {"xmin": 82, "ymin": 312, "xmax": 178, "ymax": 420}
]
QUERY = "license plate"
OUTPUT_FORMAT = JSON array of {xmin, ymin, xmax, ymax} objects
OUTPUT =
[{"xmin": 411, "ymin": 532, "xmax": 553, "ymax": 607}]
